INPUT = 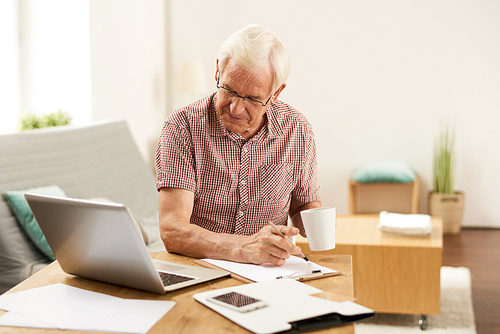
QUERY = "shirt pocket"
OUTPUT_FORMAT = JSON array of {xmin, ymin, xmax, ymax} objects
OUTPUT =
[{"xmin": 259, "ymin": 163, "xmax": 295, "ymax": 204}]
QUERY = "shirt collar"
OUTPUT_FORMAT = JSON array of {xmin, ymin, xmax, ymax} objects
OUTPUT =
[
  {"xmin": 266, "ymin": 103, "xmax": 285, "ymax": 139},
  {"xmin": 208, "ymin": 93, "xmax": 228, "ymax": 137}
]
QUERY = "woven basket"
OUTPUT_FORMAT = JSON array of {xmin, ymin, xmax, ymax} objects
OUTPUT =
[{"xmin": 428, "ymin": 192, "xmax": 465, "ymax": 234}]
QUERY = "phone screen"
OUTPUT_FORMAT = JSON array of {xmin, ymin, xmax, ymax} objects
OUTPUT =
[
  {"xmin": 212, "ymin": 291, "xmax": 260, "ymax": 307},
  {"xmin": 207, "ymin": 291, "xmax": 267, "ymax": 312}
]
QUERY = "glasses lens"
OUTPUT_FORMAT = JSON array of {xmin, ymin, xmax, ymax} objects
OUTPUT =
[
  {"xmin": 218, "ymin": 85, "xmax": 265, "ymax": 108},
  {"xmin": 245, "ymin": 98, "xmax": 264, "ymax": 108},
  {"xmin": 220, "ymin": 87, "xmax": 236, "ymax": 99}
]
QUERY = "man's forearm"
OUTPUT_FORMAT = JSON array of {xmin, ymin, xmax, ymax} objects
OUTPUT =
[
  {"xmin": 160, "ymin": 219, "xmax": 244, "ymax": 260},
  {"xmin": 160, "ymin": 217, "xmax": 303, "ymax": 265}
]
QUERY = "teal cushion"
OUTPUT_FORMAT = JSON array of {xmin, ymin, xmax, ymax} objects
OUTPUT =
[
  {"xmin": 352, "ymin": 162, "xmax": 416, "ymax": 184},
  {"xmin": 5, "ymin": 185, "xmax": 67, "ymax": 261}
]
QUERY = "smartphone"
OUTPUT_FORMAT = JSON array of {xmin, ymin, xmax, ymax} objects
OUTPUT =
[{"xmin": 206, "ymin": 291, "xmax": 268, "ymax": 313}]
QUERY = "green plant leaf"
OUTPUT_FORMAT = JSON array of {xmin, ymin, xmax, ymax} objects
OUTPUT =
[{"xmin": 433, "ymin": 121, "xmax": 456, "ymax": 194}]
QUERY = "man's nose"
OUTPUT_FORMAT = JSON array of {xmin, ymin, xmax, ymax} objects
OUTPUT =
[{"xmin": 230, "ymin": 96, "xmax": 246, "ymax": 114}]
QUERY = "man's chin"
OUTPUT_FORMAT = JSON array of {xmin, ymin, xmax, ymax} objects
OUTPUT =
[{"xmin": 222, "ymin": 120, "xmax": 245, "ymax": 134}]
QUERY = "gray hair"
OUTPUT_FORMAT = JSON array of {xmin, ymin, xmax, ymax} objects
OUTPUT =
[{"xmin": 218, "ymin": 24, "xmax": 290, "ymax": 92}]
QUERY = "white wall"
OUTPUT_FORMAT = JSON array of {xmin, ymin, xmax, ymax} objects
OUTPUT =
[
  {"xmin": 89, "ymin": 0, "xmax": 167, "ymax": 168},
  {"xmin": 0, "ymin": 0, "xmax": 20, "ymax": 133},
  {"xmin": 87, "ymin": 0, "xmax": 500, "ymax": 228},
  {"xmin": 168, "ymin": 0, "xmax": 500, "ymax": 227}
]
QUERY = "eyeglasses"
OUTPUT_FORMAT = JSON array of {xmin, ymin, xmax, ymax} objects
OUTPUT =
[{"xmin": 217, "ymin": 75, "xmax": 273, "ymax": 108}]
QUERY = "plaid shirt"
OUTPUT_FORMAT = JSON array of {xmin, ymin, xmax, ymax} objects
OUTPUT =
[{"xmin": 155, "ymin": 92, "xmax": 320, "ymax": 235}]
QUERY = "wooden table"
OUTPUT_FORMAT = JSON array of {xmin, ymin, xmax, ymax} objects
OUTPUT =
[
  {"xmin": 297, "ymin": 215, "xmax": 443, "ymax": 317},
  {"xmin": 0, "ymin": 252, "xmax": 355, "ymax": 334}
]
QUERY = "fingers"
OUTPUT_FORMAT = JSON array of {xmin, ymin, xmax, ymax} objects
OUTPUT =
[
  {"xmin": 268, "ymin": 225, "xmax": 300, "ymax": 252},
  {"xmin": 238, "ymin": 224, "xmax": 305, "ymax": 265},
  {"xmin": 272, "ymin": 235, "xmax": 301, "ymax": 257},
  {"xmin": 251, "ymin": 251, "xmax": 287, "ymax": 266},
  {"xmin": 259, "ymin": 225, "xmax": 303, "ymax": 264},
  {"xmin": 278, "ymin": 225, "xmax": 300, "ymax": 237}
]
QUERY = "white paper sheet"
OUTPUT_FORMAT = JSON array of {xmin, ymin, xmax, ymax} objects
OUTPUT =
[
  {"xmin": 202, "ymin": 255, "xmax": 338, "ymax": 282},
  {"xmin": 0, "ymin": 311, "xmax": 55, "ymax": 329},
  {"xmin": 0, "ymin": 284, "xmax": 175, "ymax": 333}
]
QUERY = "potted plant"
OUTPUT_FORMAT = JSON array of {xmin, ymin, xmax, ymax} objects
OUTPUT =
[
  {"xmin": 19, "ymin": 110, "xmax": 72, "ymax": 131},
  {"xmin": 428, "ymin": 122, "xmax": 464, "ymax": 234}
]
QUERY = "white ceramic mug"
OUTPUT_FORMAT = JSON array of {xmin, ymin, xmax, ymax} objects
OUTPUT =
[{"xmin": 300, "ymin": 207, "xmax": 336, "ymax": 251}]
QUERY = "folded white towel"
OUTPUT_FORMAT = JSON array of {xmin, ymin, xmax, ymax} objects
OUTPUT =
[{"xmin": 378, "ymin": 211, "xmax": 432, "ymax": 235}]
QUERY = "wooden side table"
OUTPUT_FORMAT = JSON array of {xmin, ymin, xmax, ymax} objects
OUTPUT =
[{"xmin": 297, "ymin": 215, "xmax": 443, "ymax": 320}]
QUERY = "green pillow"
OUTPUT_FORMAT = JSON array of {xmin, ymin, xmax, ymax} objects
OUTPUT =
[
  {"xmin": 352, "ymin": 162, "xmax": 416, "ymax": 184},
  {"xmin": 5, "ymin": 185, "xmax": 67, "ymax": 261}
]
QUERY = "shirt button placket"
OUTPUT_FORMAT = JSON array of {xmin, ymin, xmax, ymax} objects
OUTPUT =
[{"xmin": 235, "ymin": 144, "xmax": 250, "ymax": 234}]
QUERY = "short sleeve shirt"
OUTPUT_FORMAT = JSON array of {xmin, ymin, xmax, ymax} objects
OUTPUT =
[{"xmin": 155, "ymin": 92, "xmax": 320, "ymax": 235}]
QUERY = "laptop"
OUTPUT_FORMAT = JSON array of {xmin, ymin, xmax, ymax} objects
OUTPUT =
[{"xmin": 24, "ymin": 193, "xmax": 230, "ymax": 294}]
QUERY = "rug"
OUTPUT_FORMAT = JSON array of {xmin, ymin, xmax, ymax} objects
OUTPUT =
[{"xmin": 355, "ymin": 266, "xmax": 476, "ymax": 333}]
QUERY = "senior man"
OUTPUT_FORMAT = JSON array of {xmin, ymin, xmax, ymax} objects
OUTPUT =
[{"xmin": 155, "ymin": 24, "xmax": 321, "ymax": 265}]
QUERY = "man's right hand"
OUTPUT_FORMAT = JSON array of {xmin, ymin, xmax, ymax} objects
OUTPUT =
[{"xmin": 235, "ymin": 224, "xmax": 302, "ymax": 266}]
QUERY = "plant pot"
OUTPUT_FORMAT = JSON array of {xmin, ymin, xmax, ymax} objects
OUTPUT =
[{"xmin": 428, "ymin": 191, "xmax": 464, "ymax": 234}]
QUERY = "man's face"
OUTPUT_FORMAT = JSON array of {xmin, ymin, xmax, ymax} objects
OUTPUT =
[{"xmin": 216, "ymin": 60, "xmax": 274, "ymax": 140}]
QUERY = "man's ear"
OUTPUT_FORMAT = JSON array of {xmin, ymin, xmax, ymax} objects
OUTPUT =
[
  {"xmin": 271, "ymin": 83, "xmax": 287, "ymax": 103},
  {"xmin": 215, "ymin": 59, "xmax": 220, "ymax": 82}
]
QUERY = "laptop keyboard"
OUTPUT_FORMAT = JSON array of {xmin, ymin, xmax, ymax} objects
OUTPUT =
[{"xmin": 158, "ymin": 271, "xmax": 196, "ymax": 286}]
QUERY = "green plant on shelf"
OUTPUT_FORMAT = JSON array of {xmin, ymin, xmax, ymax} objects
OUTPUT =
[{"xmin": 20, "ymin": 110, "xmax": 72, "ymax": 131}]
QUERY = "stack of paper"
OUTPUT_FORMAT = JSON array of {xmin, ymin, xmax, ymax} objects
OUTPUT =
[
  {"xmin": 378, "ymin": 211, "xmax": 432, "ymax": 235},
  {"xmin": 0, "ymin": 284, "xmax": 175, "ymax": 333}
]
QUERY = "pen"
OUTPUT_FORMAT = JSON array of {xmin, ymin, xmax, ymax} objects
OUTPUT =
[
  {"xmin": 276, "ymin": 270, "xmax": 322, "ymax": 280},
  {"xmin": 267, "ymin": 221, "xmax": 309, "ymax": 262}
]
